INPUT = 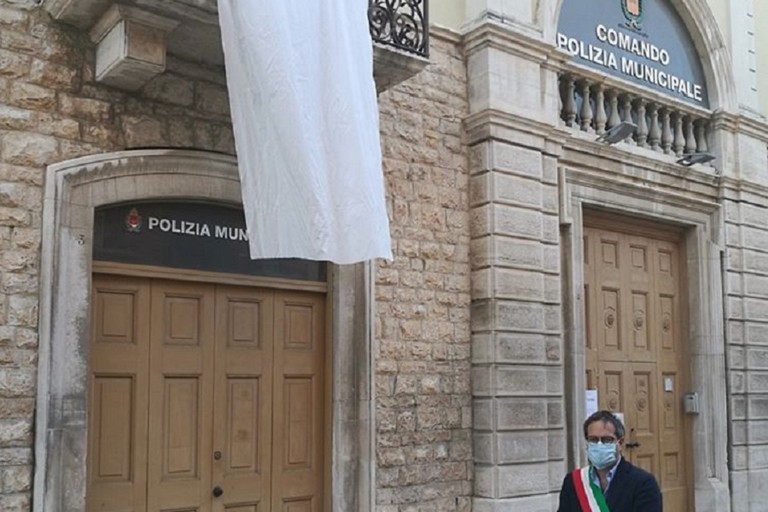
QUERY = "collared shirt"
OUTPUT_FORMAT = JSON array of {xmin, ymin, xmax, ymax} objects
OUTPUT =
[{"xmin": 591, "ymin": 456, "xmax": 622, "ymax": 493}]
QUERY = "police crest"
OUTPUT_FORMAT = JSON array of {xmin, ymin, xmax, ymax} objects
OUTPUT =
[
  {"xmin": 125, "ymin": 207, "xmax": 142, "ymax": 232},
  {"xmin": 622, "ymin": 0, "xmax": 644, "ymax": 29}
]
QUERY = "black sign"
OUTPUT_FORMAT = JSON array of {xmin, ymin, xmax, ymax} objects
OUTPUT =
[
  {"xmin": 93, "ymin": 202, "xmax": 326, "ymax": 282},
  {"xmin": 557, "ymin": 0, "xmax": 709, "ymax": 108}
]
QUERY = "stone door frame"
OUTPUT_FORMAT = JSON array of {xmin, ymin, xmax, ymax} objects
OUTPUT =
[
  {"xmin": 33, "ymin": 149, "xmax": 375, "ymax": 512},
  {"xmin": 560, "ymin": 169, "xmax": 732, "ymax": 512}
]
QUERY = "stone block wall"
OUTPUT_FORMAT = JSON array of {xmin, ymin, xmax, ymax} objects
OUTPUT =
[
  {"xmin": 724, "ymin": 184, "xmax": 768, "ymax": 511},
  {"xmin": 375, "ymin": 31, "xmax": 473, "ymax": 512},
  {"xmin": 0, "ymin": 5, "xmax": 232, "ymax": 510},
  {"xmin": 468, "ymin": 138, "xmax": 564, "ymax": 510}
]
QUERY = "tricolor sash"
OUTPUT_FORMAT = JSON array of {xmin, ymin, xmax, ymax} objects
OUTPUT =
[{"xmin": 571, "ymin": 466, "xmax": 610, "ymax": 512}]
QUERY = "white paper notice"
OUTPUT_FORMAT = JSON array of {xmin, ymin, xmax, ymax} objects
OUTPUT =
[{"xmin": 585, "ymin": 389, "xmax": 598, "ymax": 418}]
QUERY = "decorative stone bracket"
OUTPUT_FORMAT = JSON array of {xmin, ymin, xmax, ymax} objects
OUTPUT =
[
  {"xmin": 89, "ymin": 4, "xmax": 179, "ymax": 91},
  {"xmin": 46, "ymin": 0, "xmax": 429, "ymax": 93}
]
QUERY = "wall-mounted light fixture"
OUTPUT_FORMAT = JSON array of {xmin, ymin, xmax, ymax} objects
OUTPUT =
[
  {"xmin": 596, "ymin": 121, "xmax": 637, "ymax": 145},
  {"xmin": 676, "ymin": 152, "xmax": 716, "ymax": 166}
]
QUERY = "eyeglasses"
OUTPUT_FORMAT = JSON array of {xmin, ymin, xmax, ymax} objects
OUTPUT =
[{"xmin": 586, "ymin": 436, "xmax": 618, "ymax": 444}]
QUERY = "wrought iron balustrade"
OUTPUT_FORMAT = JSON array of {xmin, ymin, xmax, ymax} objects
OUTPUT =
[{"xmin": 368, "ymin": 0, "xmax": 429, "ymax": 58}]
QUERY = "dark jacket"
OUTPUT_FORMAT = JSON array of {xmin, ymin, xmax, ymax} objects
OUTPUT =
[{"xmin": 557, "ymin": 458, "xmax": 662, "ymax": 512}]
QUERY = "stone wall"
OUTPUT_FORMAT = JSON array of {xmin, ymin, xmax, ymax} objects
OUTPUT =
[
  {"xmin": 375, "ymin": 31, "xmax": 473, "ymax": 512},
  {"xmin": 0, "ymin": 5, "xmax": 232, "ymax": 510},
  {"xmin": 724, "ymin": 183, "xmax": 768, "ymax": 511},
  {"xmin": 3, "ymin": 4, "xmax": 473, "ymax": 511}
]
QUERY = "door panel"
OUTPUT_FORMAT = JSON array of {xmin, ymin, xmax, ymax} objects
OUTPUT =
[
  {"xmin": 88, "ymin": 276, "xmax": 150, "ymax": 512},
  {"xmin": 213, "ymin": 287, "xmax": 274, "ymax": 512},
  {"xmin": 626, "ymin": 235, "xmax": 653, "ymax": 363},
  {"xmin": 627, "ymin": 363, "xmax": 658, "ymax": 477},
  {"xmin": 147, "ymin": 281, "xmax": 215, "ymax": 512},
  {"xmin": 88, "ymin": 276, "xmax": 326, "ymax": 512},
  {"xmin": 584, "ymin": 225, "xmax": 690, "ymax": 511},
  {"xmin": 653, "ymin": 239, "xmax": 688, "ymax": 511},
  {"xmin": 272, "ymin": 292, "xmax": 325, "ymax": 512},
  {"xmin": 595, "ymin": 230, "xmax": 625, "ymax": 361}
]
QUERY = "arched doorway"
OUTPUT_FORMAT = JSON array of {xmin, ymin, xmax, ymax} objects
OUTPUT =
[{"xmin": 34, "ymin": 150, "xmax": 375, "ymax": 512}]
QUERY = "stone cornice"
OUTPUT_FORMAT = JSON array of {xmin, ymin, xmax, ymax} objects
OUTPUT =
[
  {"xmin": 462, "ymin": 18, "xmax": 550, "ymax": 62},
  {"xmin": 430, "ymin": 24, "xmax": 462, "ymax": 45},
  {"xmin": 710, "ymin": 110, "xmax": 742, "ymax": 134},
  {"xmin": 561, "ymin": 134, "xmax": 722, "ymax": 200},
  {"xmin": 719, "ymin": 176, "xmax": 768, "ymax": 202},
  {"xmin": 462, "ymin": 10, "xmax": 542, "ymax": 41},
  {"xmin": 563, "ymin": 166, "xmax": 720, "ymax": 216},
  {"xmin": 713, "ymin": 112, "xmax": 768, "ymax": 144},
  {"xmin": 463, "ymin": 108, "xmax": 570, "ymax": 157},
  {"xmin": 465, "ymin": 107, "xmax": 725, "ymax": 196}
]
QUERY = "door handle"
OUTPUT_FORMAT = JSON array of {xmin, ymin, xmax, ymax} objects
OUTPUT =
[
  {"xmin": 212, "ymin": 485, "xmax": 223, "ymax": 498},
  {"xmin": 626, "ymin": 441, "xmax": 640, "ymax": 448}
]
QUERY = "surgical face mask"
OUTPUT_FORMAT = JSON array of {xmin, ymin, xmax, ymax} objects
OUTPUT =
[{"xmin": 587, "ymin": 441, "xmax": 618, "ymax": 469}]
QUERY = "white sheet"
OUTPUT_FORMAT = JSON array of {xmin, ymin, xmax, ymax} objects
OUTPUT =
[{"xmin": 218, "ymin": 0, "xmax": 392, "ymax": 264}]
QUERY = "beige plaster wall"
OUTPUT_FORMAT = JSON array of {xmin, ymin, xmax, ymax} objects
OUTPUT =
[
  {"xmin": 431, "ymin": 0, "xmax": 464, "ymax": 30},
  {"xmin": 431, "ymin": 0, "xmax": 538, "ymax": 31},
  {"xmin": 705, "ymin": 0, "xmax": 730, "ymax": 41},
  {"xmin": 756, "ymin": 1, "xmax": 768, "ymax": 116}
]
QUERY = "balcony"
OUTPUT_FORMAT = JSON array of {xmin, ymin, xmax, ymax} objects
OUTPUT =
[
  {"xmin": 369, "ymin": 0, "xmax": 430, "ymax": 92},
  {"xmin": 558, "ymin": 67, "xmax": 714, "ymax": 167},
  {"xmin": 45, "ymin": 0, "xmax": 429, "ymax": 93}
]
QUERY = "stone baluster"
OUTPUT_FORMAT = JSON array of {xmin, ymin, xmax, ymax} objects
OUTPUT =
[
  {"xmin": 562, "ymin": 75, "xmax": 577, "ymax": 127},
  {"xmin": 635, "ymin": 99, "xmax": 648, "ymax": 148},
  {"xmin": 661, "ymin": 108, "xmax": 673, "ymax": 154},
  {"xmin": 647, "ymin": 103, "xmax": 661, "ymax": 151},
  {"xmin": 607, "ymin": 89, "xmax": 621, "ymax": 130},
  {"xmin": 579, "ymin": 79, "xmax": 593, "ymax": 132},
  {"xmin": 673, "ymin": 111, "xmax": 685, "ymax": 156},
  {"xmin": 695, "ymin": 119, "xmax": 709, "ymax": 153},
  {"xmin": 594, "ymin": 84, "xmax": 607, "ymax": 134},
  {"xmin": 621, "ymin": 94, "xmax": 634, "ymax": 144},
  {"xmin": 684, "ymin": 116, "xmax": 696, "ymax": 154}
]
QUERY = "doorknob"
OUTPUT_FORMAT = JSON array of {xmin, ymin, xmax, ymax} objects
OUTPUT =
[
  {"xmin": 626, "ymin": 441, "xmax": 640, "ymax": 448},
  {"xmin": 212, "ymin": 486, "xmax": 223, "ymax": 498}
]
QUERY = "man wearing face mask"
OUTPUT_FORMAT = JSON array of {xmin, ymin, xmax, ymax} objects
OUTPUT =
[{"xmin": 557, "ymin": 410, "xmax": 662, "ymax": 511}]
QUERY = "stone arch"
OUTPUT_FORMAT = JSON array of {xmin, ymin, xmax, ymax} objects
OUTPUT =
[
  {"xmin": 33, "ymin": 149, "xmax": 373, "ymax": 512},
  {"xmin": 540, "ymin": 0, "xmax": 737, "ymax": 111}
]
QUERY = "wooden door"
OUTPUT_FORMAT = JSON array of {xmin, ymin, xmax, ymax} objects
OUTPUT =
[
  {"xmin": 87, "ymin": 275, "xmax": 325, "ymax": 512},
  {"xmin": 271, "ymin": 291, "xmax": 326, "ymax": 512},
  {"xmin": 211, "ymin": 286, "xmax": 274, "ymax": 511},
  {"xmin": 146, "ymin": 280, "xmax": 216, "ymax": 512},
  {"xmin": 87, "ymin": 276, "xmax": 151, "ymax": 512},
  {"xmin": 584, "ymin": 223, "xmax": 690, "ymax": 511}
]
